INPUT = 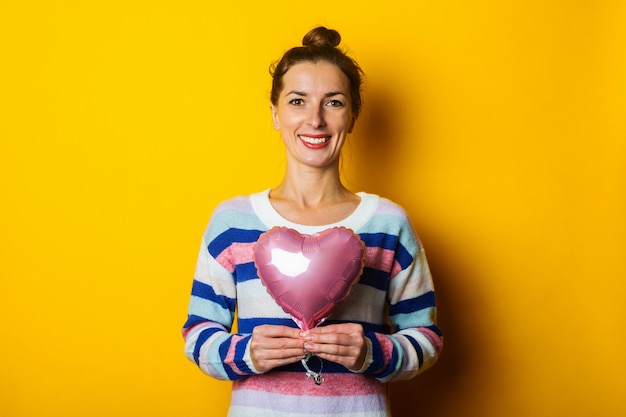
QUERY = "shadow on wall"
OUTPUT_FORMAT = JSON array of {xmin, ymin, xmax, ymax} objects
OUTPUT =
[
  {"xmin": 351, "ymin": 87, "xmax": 487, "ymax": 416},
  {"xmin": 346, "ymin": 87, "xmax": 406, "ymax": 199},
  {"xmin": 389, "ymin": 239, "xmax": 483, "ymax": 417}
]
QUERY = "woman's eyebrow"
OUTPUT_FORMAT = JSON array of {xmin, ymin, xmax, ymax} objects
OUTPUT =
[{"xmin": 285, "ymin": 91, "xmax": 347, "ymax": 97}]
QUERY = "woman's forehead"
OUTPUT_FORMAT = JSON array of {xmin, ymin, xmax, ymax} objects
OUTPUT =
[{"xmin": 281, "ymin": 61, "xmax": 350, "ymax": 94}]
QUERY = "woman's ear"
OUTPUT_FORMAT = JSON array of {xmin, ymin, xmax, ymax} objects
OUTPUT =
[
  {"xmin": 348, "ymin": 116, "xmax": 356, "ymax": 133},
  {"xmin": 270, "ymin": 105, "xmax": 280, "ymax": 130}
]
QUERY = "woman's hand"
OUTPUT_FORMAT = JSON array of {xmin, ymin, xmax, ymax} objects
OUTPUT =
[
  {"xmin": 301, "ymin": 323, "xmax": 367, "ymax": 372},
  {"xmin": 250, "ymin": 324, "xmax": 306, "ymax": 373}
]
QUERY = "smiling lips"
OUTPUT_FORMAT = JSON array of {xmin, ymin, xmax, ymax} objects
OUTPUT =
[{"xmin": 299, "ymin": 134, "xmax": 331, "ymax": 149}]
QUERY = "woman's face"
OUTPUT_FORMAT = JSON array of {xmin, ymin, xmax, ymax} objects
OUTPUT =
[{"xmin": 271, "ymin": 61, "xmax": 354, "ymax": 170}]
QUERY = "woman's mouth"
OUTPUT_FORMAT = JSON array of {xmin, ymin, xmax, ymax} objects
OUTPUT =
[{"xmin": 299, "ymin": 135, "xmax": 331, "ymax": 149}]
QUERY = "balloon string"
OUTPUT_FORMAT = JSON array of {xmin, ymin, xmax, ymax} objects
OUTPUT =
[{"xmin": 301, "ymin": 353, "xmax": 324, "ymax": 385}]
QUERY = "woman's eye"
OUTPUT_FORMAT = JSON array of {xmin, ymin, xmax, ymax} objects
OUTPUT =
[
  {"xmin": 289, "ymin": 98, "xmax": 304, "ymax": 105},
  {"xmin": 327, "ymin": 99, "xmax": 344, "ymax": 107}
]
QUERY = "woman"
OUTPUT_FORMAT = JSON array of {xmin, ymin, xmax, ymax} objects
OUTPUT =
[{"xmin": 182, "ymin": 26, "xmax": 443, "ymax": 417}]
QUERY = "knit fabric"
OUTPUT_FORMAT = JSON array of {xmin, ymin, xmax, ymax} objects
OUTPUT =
[{"xmin": 182, "ymin": 190, "xmax": 443, "ymax": 417}]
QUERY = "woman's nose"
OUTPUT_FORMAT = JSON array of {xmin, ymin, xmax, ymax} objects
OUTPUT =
[{"xmin": 307, "ymin": 106, "xmax": 326, "ymax": 128}]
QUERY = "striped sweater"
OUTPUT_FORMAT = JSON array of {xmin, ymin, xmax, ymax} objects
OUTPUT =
[{"xmin": 182, "ymin": 190, "xmax": 443, "ymax": 417}]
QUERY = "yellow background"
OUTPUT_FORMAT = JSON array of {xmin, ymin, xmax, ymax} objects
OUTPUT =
[{"xmin": 1, "ymin": 1, "xmax": 624, "ymax": 416}]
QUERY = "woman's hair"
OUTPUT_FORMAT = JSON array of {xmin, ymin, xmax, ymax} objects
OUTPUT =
[{"xmin": 270, "ymin": 26, "xmax": 364, "ymax": 119}]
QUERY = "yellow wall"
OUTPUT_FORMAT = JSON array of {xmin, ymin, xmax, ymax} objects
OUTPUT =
[{"xmin": 1, "ymin": 1, "xmax": 624, "ymax": 416}]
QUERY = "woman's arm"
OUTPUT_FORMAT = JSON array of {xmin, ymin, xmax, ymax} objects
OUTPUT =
[
  {"xmin": 182, "ymin": 216, "xmax": 306, "ymax": 380},
  {"xmin": 301, "ymin": 215, "xmax": 443, "ymax": 381}
]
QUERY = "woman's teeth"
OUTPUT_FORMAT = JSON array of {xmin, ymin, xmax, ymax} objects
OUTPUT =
[{"xmin": 299, "ymin": 135, "xmax": 329, "ymax": 144}]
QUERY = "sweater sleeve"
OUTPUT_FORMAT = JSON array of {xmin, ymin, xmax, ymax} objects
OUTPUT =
[
  {"xmin": 360, "ymin": 216, "xmax": 443, "ymax": 382},
  {"xmin": 181, "ymin": 217, "xmax": 260, "ymax": 380}
]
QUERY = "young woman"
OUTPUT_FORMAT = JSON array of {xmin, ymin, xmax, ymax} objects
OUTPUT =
[{"xmin": 182, "ymin": 26, "xmax": 443, "ymax": 417}]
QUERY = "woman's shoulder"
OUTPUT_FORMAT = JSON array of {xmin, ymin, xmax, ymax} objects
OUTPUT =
[
  {"xmin": 207, "ymin": 190, "xmax": 267, "ymax": 226},
  {"xmin": 359, "ymin": 192, "xmax": 410, "ymax": 221}
]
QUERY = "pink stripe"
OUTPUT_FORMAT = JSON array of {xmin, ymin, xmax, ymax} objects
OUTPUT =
[
  {"xmin": 389, "ymin": 260, "xmax": 403, "ymax": 277},
  {"xmin": 419, "ymin": 327, "xmax": 444, "ymax": 353},
  {"xmin": 233, "ymin": 372, "xmax": 384, "ymax": 397},
  {"xmin": 215, "ymin": 250, "xmax": 235, "ymax": 273},
  {"xmin": 231, "ymin": 242, "xmax": 255, "ymax": 264},
  {"xmin": 364, "ymin": 247, "xmax": 396, "ymax": 272},
  {"xmin": 181, "ymin": 323, "xmax": 202, "ymax": 339},
  {"xmin": 215, "ymin": 242, "xmax": 256, "ymax": 273},
  {"xmin": 224, "ymin": 335, "xmax": 247, "ymax": 376},
  {"xmin": 219, "ymin": 244, "xmax": 404, "ymax": 277},
  {"xmin": 182, "ymin": 321, "xmax": 225, "ymax": 340},
  {"xmin": 365, "ymin": 247, "xmax": 404, "ymax": 278}
]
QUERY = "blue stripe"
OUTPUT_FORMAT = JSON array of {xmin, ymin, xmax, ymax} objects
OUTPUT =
[
  {"xmin": 193, "ymin": 327, "xmax": 222, "ymax": 365},
  {"xmin": 387, "ymin": 342, "xmax": 400, "ymax": 378},
  {"xmin": 427, "ymin": 324, "xmax": 443, "ymax": 337},
  {"xmin": 360, "ymin": 232, "xmax": 413, "ymax": 270},
  {"xmin": 359, "ymin": 267, "xmax": 390, "ymax": 291},
  {"xmin": 389, "ymin": 291, "xmax": 436, "ymax": 316},
  {"xmin": 191, "ymin": 281, "xmax": 226, "ymax": 306},
  {"xmin": 234, "ymin": 262, "xmax": 260, "ymax": 283},
  {"xmin": 183, "ymin": 314, "xmax": 210, "ymax": 330},
  {"xmin": 218, "ymin": 338, "xmax": 243, "ymax": 380},
  {"xmin": 325, "ymin": 319, "xmax": 391, "ymax": 334},
  {"xmin": 234, "ymin": 337, "xmax": 253, "ymax": 374},
  {"xmin": 208, "ymin": 228, "xmax": 263, "ymax": 258},
  {"xmin": 237, "ymin": 318, "xmax": 394, "ymax": 335},
  {"xmin": 394, "ymin": 243, "xmax": 413, "ymax": 270},
  {"xmin": 190, "ymin": 280, "xmax": 236, "ymax": 313},
  {"xmin": 359, "ymin": 232, "xmax": 398, "ymax": 251},
  {"xmin": 238, "ymin": 317, "xmax": 297, "ymax": 333},
  {"xmin": 375, "ymin": 337, "xmax": 399, "ymax": 379},
  {"xmin": 405, "ymin": 334, "xmax": 424, "ymax": 368}
]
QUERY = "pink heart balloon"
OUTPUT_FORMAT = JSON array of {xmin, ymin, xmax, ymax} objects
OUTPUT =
[{"xmin": 253, "ymin": 226, "xmax": 366, "ymax": 330}]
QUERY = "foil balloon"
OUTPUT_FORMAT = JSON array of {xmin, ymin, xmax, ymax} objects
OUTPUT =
[{"xmin": 253, "ymin": 226, "xmax": 366, "ymax": 331}]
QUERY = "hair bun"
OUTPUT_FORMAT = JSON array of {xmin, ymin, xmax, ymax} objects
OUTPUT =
[{"xmin": 302, "ymin": 26, "xmax": 341, "ymax": 48}]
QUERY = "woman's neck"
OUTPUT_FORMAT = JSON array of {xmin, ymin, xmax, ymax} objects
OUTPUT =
[{"xmin": 269, "ymin": 165, "xmax": 359, "ymax": 225}]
